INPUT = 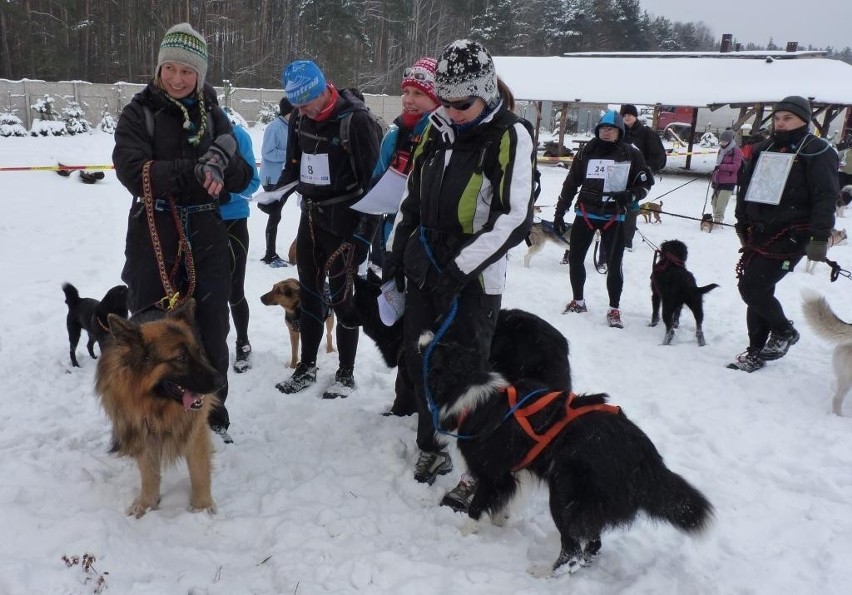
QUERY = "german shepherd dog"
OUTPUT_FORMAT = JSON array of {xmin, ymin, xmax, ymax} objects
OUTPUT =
[
  {"xmin": 260, "ymin": 278, "xmax": 335, "ymax": 369},
  {"xmin": 523, "ymin": 220, "xmax": 571, "ymax": 267},
  {"xmin": 95, "ymin": 299, "xmax": 223, "ymax": 518},
  {"xmin": 650, "ymin": 240, "xmax": 719, "ymax": 346},
  {"xmin": 62, "ymin": 282, "xmax": 128, "ymax": 367},
  {"xmin": 802, "ymin": 293, "xmax": 852, "ymax": 415},
  {"xmin": 421, "ymin": 330, "xmax": 713, "ymax": 576}
]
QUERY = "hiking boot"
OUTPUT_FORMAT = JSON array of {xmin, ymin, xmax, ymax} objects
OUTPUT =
[
  {"xmin": 727, "ymin": 348, "xmax": 765, "ymax": 373},
  {"xmin": 276, "ymin": 362, "xmax": 317, "ymax": 394},
  {"xmin": 414, "ymin": 450, "xmax": 453, "ymax": 485},
  {"xmin": 211, "ymin": 425, "xmax": 234, "ymax": 445},
  {"xmin": 440, "ymin": 476, "xmax": 478, "ymax": 513},
  {"xmin": 322, "ymin": 367, "xmax": 355, "ymax": 399},
  {"xmin": 606, "ymin": 308, "xmax": 623, "ymax": 328},
  {"xmin": 233, "ymin": 341, "xmax": 251, "ymax": 374},
  {"xmin": 563, "ymin": 300, "xmax": 587, "ymax": 314},
  {"xmin": 560, "ymin": 249, "xmax": 570, "ymax": 265},
  {"xmin": 759, "ymin": 324, "xmax": 800, "ymax": 361}
]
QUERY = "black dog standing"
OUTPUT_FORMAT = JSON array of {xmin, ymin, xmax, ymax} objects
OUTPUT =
[
  {"xmin": 649, "ymin": 240, "xmax": 718, "ymax": 346},
  {"xmin": 62, "ymin": 283, "xmax": 128, "ymax": 367}
]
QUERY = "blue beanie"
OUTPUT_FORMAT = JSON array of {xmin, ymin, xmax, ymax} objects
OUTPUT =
[
  {"xmin": 282, "ymin": 60, "xmax": 326, "ymax": 105},
  {"xmin": 595, "ymin": 110, "xmax": 625, "ymax": 140}
]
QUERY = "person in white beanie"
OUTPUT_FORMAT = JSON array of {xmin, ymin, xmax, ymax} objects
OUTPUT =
[
  {"xmin": 112, "ymin": 23, "xmax": 254, "ymax": 444},
  {"xmin": 710, "ymin": 128, "xmax": 743, "ymax": 227}
]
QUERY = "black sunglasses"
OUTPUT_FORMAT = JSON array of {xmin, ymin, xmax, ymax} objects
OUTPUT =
[
  {"xmin": 440, "ymin": 97, "xmax": 478, "ymax": 111},
  {"xmin": 403, "ymin": 68, "xmax": 431, "ymax": 82}
]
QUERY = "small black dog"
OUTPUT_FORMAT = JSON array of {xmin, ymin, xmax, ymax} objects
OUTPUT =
[
  {"xmin": 62, "ymin": 282, "xmax": 129, "ymax": 367},
  {"xmin": 423, "ymin": 331, "xmax": 713, "ymax": 576},
  {"xmin": 650, "ymin": 240, "xmax": 718, "ymax": 346}
]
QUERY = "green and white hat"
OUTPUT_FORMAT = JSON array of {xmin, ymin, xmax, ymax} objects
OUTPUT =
[{"xmin": 157, "ymin": 23, "xmax": 209, "ymax": 92}]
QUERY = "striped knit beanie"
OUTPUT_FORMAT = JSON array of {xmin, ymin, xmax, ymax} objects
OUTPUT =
[
  {"xmin": 401, "ymin": 57, "xmax": 439, "ymax": 106},
  {"xmin": 157, "ymin": 23, "xmax": 209, "ymax": 92}
]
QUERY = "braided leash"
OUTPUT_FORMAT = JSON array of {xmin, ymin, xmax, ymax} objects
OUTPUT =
[
  {"xmin": 734, "ymin": 224, "xmax": 809, "ymax": 279},
  {"xmin": 141, "ymin": 161, "xmax": 196, "ymax": 309}
]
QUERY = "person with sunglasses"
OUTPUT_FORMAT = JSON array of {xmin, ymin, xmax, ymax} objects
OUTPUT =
[{"xmin": 383, "ymin": 39, "xmax": 535, "ymax": 504}]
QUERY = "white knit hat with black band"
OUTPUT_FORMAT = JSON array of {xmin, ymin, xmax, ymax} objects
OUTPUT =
[
  {"xmin": 435, "ymin": 39, "xmax": 498, "ymax": 107},
  {"xmin": 157, "ymin": 23, "xmax": 209, "ymax": 93}
]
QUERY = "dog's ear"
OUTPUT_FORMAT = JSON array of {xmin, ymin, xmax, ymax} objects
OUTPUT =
[
  {"xmin": 107, "ymin": 314, "xmax": 141, "ymax": 346},
  {"xmin": 168, "ymin": 298, "xmax": 197, "ymax": 323}
]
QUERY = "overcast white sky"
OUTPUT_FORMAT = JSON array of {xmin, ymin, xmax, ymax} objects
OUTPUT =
[{"xmin": 640, "ymin": 0, "xmax": 850, "ymax": 51}]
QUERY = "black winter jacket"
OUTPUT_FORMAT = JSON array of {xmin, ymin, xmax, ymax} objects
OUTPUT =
[
  {"xmin": 556, "ymin": 138, "xmax": 653, "ymax": 220},
  {"xmin": 623, "ymin": 121, "xmax": 667, "ymax": 173},
  {"xmin": 279, "ymin": 88, "xmax": 380, "ymax": 239},
  {"xmin": 736, "ymin": 126, "xmax": 838, "ymax": 242},
  {"xmin": 112, "ymin": 82, "xmax": 252, "ymax": 206},
  {"xmin": 387, "ymin": 105, "xmax": 535, "ymax": 295}
]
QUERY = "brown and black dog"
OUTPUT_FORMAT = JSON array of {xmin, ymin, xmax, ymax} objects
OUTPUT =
[
  {"xmin": 95, "ymin": 299, "xmax": 222, "ymax": 518},
  {"xmin": 640, "ymin": 201, "xmax": 663, "ymax": 224},
  {"xmin": 260, "ymin": 278, "xmax": 335, "ymax": 368}
]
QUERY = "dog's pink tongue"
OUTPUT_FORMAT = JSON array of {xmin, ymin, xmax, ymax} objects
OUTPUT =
[{"xmin": 182, "ymin": 390, "xmax": 201, "ymax": 411}]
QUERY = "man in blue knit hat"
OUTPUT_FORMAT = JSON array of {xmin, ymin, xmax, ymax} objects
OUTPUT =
[
  {"xmin": 553, "ymin": 110, "xmax": 653, "ymax": 328},
  {"xmin": 272, "ymin": 60, "xmax": 381, "ymax": 399}
]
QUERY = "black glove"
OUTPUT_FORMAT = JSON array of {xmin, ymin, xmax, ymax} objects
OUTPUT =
[
  {"xmin": 553, "ymin": 215, "xmax": 567, "ymax": 236},
  {"xmin": 194, "ymin": 134, "xmax": 237, "ymax": 187},
  {"xmin": 806, "ymin": 238, "xmax": 829, "ymax": 262},
  {"xmin": 382, "ymin": 255, "xmax": 405, "ymax": 293},
  {"xmin": 344, "ymin": 233, "xmax": 371, "ymax": 266},
  {"xmin": 431, "ymin": 264, "xmax": 466, "ymax": 317},
  {"xmin": 609, "ymin": 190, "xmax": 633, "ymax": 208}
]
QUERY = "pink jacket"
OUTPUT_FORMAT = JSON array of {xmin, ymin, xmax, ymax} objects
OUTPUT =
[{"xmin": 712, "ymin": 145, "xmax": 743, "ymax": 187}]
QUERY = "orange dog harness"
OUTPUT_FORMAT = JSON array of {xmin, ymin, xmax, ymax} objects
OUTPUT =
[{"xmin": 505, "ymin": 386, "xmax": 621, "ymax": 471}]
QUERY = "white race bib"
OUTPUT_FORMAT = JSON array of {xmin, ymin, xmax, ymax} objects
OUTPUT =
[
  {"xmin": 745, "ymin": 152, "xmax": 795, "ymax": 206},
  {"xmin": 586, "ymin": 159, "xmax": 630, "ymax": 196},
  {"xmin": 300, "ymin": 153, "xmax": 331, "ymax": 186}
]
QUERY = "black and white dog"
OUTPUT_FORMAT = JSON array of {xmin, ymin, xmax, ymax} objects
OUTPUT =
[
  {"xmin": 650, "ymin": 239, "xmax": 719, "ymax": 346},
  {"xmin": 343, "ymin": 270, "xmax": 571, "ymax": 415},
  {"xmin": 420, "ymin": 328, "xmax": 713, "ymax": 576}
]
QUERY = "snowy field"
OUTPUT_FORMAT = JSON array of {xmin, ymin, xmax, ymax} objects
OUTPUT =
[{"xmin": 1, "ymin": 130, "xmax": 851, "ymax": 594}]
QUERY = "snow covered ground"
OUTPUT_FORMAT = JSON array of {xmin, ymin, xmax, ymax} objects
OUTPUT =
[{"xmin": 1, "ymin": 130, "xmax": 851, "ymax": 594}]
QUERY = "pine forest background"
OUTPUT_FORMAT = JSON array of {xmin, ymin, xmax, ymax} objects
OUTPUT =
[{"xmin": 2, "ymin": 0, "xmax": 851, "ymax": 96}]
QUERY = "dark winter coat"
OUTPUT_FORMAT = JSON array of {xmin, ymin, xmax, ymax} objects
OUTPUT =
[
  {"xmin": 112, "ymin": 82, "xmax": 251, "ymax": 206},
  {"xmin": 555, "ymin": 138, "xmax": 653, "ymax": 221},
  {"xmin": 112, "ymin": 81, "xmax": 253, "ymax": 428},
  {"xmin": 387, "ymin": 104, "xmax": 535, "ymax": 295},
  {"xmin": 736, "ymin": 126, "xmax": 838, "ymax": 243},
  {"xmin": 623, "ymin": 121, "xmax": 667, "ymax": 173},
  {"xmin": 279, "ymin": 88, "xmax": 381, "ymax": 239}
]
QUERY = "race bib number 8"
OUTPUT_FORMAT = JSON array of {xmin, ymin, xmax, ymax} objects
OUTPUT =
[{"xmin": 300, "ymin": 153, "xmax": 331, "ymax": 186}]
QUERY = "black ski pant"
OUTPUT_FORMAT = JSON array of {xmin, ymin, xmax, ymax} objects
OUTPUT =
[
  {"xmin": 403, "ymin": 284, "xmax": 501, "ymax": 453},
  {"xmin": 568, "ymin": 217, "xmax": 626, "ymax": 308},
  {"xmin": 122, "ymin": 204, "xmax": 232, "ymax": 428},
  {"xmin": 295, "ymin": 213, "xmax": 360, "ymax": 370},
  {"xmin": 737, "ymin": 252, "xmax": 803, "ymax": 350},
  {"xmin": 225, "ymin": 217, "xmax": 250, "ymax": 345}
]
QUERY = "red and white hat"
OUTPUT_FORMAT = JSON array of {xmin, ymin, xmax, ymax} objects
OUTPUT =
[{"xmin": 401, "ymin": 57, "xmax": 439, "ymax": 106}]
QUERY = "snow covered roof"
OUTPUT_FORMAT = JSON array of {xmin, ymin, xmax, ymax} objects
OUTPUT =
[{"xmin": 493, "ymin": 55, "xmax": 852, "ymax": 107}]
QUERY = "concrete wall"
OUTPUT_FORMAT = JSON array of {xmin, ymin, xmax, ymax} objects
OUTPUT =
[{"xmin": 0, "ymin": 79, "xmax": 401, "ymax": 130}]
